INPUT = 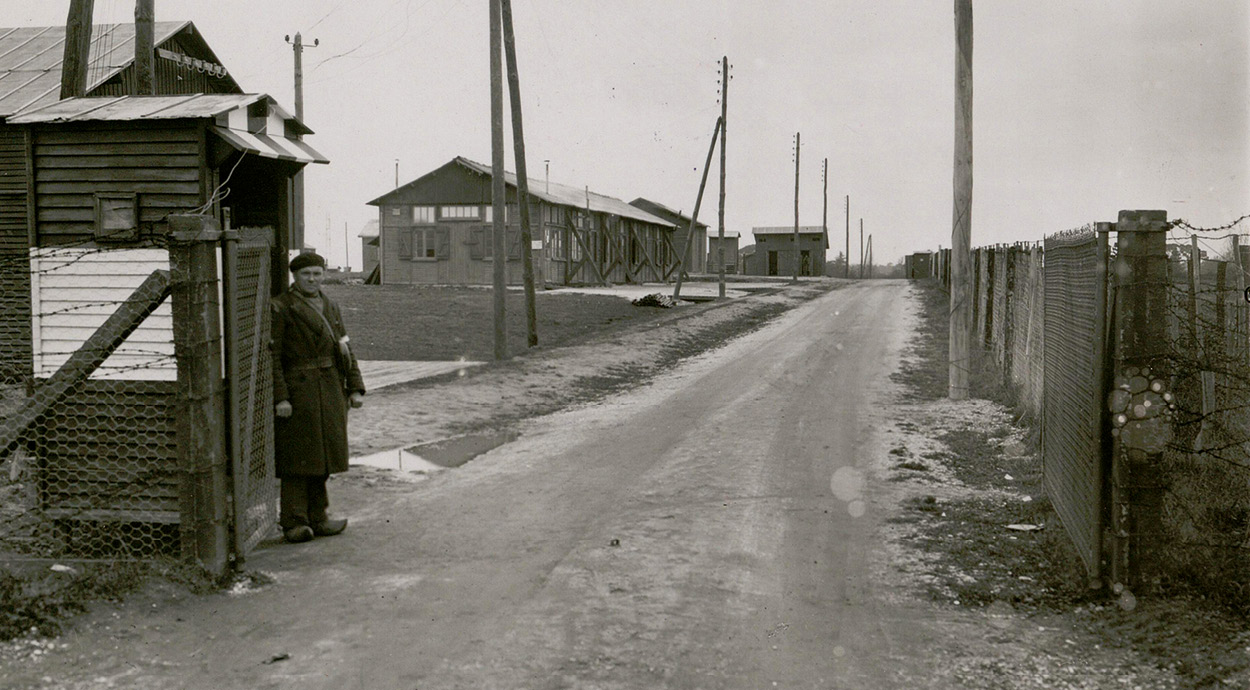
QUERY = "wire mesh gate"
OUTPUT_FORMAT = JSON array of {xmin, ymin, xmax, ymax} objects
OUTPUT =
[
  {"xmin": 1042, "ymin": 226, "xmax": 1110, "ymax": 578},
  {"xmin": 222, "ymin": 235, "xmax": 276, "ymax": 561}
]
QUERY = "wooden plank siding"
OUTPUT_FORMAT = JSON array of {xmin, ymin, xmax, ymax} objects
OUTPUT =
[
  {"xmin": 0, "ymin": 126, "xmax": 30, "ymax": 382},
  {"xmin": 32, "ymin": 123, "xmax": 203, "ymax": 244}
]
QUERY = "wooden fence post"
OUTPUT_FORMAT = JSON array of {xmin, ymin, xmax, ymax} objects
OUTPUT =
[
  {"xmin": 168, "ymin": 215, "xmax": 231, "ymax": 576},
  {"xmin": 1108, "ymin": 210, "xmax": 1171, "ymax": 593}
]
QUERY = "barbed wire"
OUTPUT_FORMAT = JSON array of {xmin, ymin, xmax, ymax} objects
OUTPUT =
[{"xmin": 1169, "ymin": 213, "xmax": 1250, "ymax": 235}]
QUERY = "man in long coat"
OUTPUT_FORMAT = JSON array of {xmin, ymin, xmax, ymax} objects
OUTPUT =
[{"xmin": 271, "ymin": 252, "xmax": 365, "ymax": 543}]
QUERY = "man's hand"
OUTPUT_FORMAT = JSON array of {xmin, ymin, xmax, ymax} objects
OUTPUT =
[
  {"xmin": 349, "ymin": 392, "xmax": 364, "ymax": 409},
  {"xmin": 275, "ymin": 400, "xmax": 293, "ymax": 418}
]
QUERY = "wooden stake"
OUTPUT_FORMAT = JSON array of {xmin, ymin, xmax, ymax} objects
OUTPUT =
[
  {"xmin": 673, "ymin": 117, "xmax": 722, "ymax": 300},
  {"xmin": 489, "ymin": 0, "xmax": 508, "ymax": 360},
  {"xmin": 718, "ymin": 56, "xmax": 729, "ymax": 298},
  {"xmin": 793, "ymin": 132, "xmax": 800, "ymax": 282},
  {"xmin": 134, "ymin": 0, "xmax": 155, "ymax": 95},
  {"xmin": 500, "ymin": 0, "xmax": 537, "ymax": 347},
  {"xmin": 845, "ymin": 194, "xmax": 850, "ymax": 279},
  {"xmin": 60, "ymin": 0, "xmax": 94, "ymax": 99},
  {"xmin": 949, "ymin": 0, "xmax": 974, "ymax": 400},
  {"xmin": 822, "ymin": 158, "xmax": 828, "ymax": 277}
]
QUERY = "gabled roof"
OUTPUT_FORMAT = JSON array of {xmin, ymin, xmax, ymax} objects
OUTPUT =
[
  {"xmin": 358, "ymin": 219, "xmax": 379, "ymax": 238},
  {"xmin": 628, "ymin": 197, "xmax": 709, "ymax": 231},
  {"xmin": 0, "ymin": 21, "xmax": 241, "ymax": 118},
  {"xmin": 753, "ymin": 225, "xmax": 829, "ymax": 248},
  {"xmin": 10, "ymin": 93, "xmax": 328, "ymax": 165},
  {"xmin": 371, "ymin": 156, "xmax": 674, "ymax": 228}
]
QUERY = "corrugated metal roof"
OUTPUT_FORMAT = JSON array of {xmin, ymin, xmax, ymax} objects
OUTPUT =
[
  {"xmin": 0, "ymin": 21, "xmax": 192, "ymax": 117},
  {"xmin": 455, "ymin": 157, "xmax": 673, "ymax": 227},
  {"xmin": 629, "ymin": 197, "xmax": 708, "ymax": 229},
  {"xmin": 752, "ymin": 226, "xmax": 826, "ymax": 235},
  {"xmin": 8, "ymin": 92, "xmax": 262, "ymax": 122},
  {"xmin": 358, "ymin": 219, "xmax": 379, "ymax": 238}
]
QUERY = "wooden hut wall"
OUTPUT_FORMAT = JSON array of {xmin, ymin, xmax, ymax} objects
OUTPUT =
[
  {"xmin": 31, "ymin": 122, "xmax": 204, "ymax": 246},
  {"xmin": 0, "ymin": 126, "xmax": 30, "ymax": 382}
]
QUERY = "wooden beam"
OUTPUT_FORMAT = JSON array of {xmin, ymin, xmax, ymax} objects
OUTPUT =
[
  {"xmin": 59, "ymin": 0, "xmax": 94, "ymax": 99},
  {"xmin": 0, "ymin": 269, "xmax": 171, "ymax": 458},
  {"xmin": 134, "ymin": 0, "xmax": 156, "ymax": 95},
  {"xmin": 949, "ymin": 0, "xmax": 974, "ymax": 399},
  {"xmin": 565, "ymin": 215, "xmax": 605, "ymax": 285}
]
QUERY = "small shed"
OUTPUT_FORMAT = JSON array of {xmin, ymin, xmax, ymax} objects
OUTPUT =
[
  {"xmin": 707, "ymin": 231, "xmax": 740, "ymax": 275},
  {"xmin": 359, "ymin": 219, "xmax": 379, "ymax": 276},
  {"xmin": 0, "ymin": 21, "xmax": 242, "ymax": 384},
  {"xmin": 367, "ymin": 157, "xmax": 676, "ymax": 286},
  {"xmin": 905, "ymin": 252, "xmax": 934, "ymax": 279},
  {"xmin": 745, "ymin": 226, "xmax": 828, "ymax": 276},
  {"xmin": 1, "ymin": 94, "xmax": 325, "ymax": 569}
]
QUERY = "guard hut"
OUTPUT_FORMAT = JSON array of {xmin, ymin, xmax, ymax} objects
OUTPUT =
[
  {"xmin": 2, "ymin": 94, "xmax": 326, "ymax": 570},
  {"xmin": 0, "ymin": 21, "xmax": 243, "ymax": 384},
  {"xmin": 906, "ymin": 251, "xmax": 934, "ymax": 279}
]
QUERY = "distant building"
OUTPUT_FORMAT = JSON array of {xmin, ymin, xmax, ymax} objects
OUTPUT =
[
  {"xmin": 905, "ymin": 252, "xmax": 934, "ymax": 279},
  {"xmin": 629, "ymin": 198, "xmax": 708, "ymax": 274},
  {"xmin": 707, "ymin": 231, "xmax": 740, "ymax": 274},
  {"xmin": 744, "ymin": 226, "xmax": 828, "ymax": 276},
  {"xmin": 738, "ymin": 244, "xmax": 756, "ymax": 275},
  {"xmin": 367, "ymin": 157, "xmax": 676, "ymax": 286}
]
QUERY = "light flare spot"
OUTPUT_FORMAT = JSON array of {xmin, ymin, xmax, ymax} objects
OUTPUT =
[
  {"xmin": 847, "ymin": 500, "xmax": 866, "ymax": 518},
  {"xmin": 830, "ymin": 466, "xmax": 865, "ymax": 503}
]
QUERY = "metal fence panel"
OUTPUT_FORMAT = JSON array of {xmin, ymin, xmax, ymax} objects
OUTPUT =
[
  {"xmin": 1043, "ymin": 227, "xmax": 1106, "ymax": 576},
  {"xmin": 228, "ymin": 243, "xmax": 276, "ymax": 557},
  {"xmin": 1008, "ymin": 248, "xmax": 1044, "ymax": 423},
  {"xmin": 1, "ymin": 247, "xmax": 180, "ymax": 560}
]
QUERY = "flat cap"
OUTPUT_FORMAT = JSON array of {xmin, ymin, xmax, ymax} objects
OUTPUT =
[{"xmin": 289, "ymin": 252, "xmax": 326, "ymax": 272}]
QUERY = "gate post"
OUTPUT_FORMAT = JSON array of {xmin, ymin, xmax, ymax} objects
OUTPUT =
[
  {"xmin": 168, "ymin": 214, "xmax": 231, "ymax": 577},
  {"xmin": 1108, "ymin": 210, "xmax": 1172, "ymax": 594}
]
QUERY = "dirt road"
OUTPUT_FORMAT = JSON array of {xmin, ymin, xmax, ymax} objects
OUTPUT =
[{"xmin": 8, "ymin": 281, "xmax": 952, "ymax": 689}]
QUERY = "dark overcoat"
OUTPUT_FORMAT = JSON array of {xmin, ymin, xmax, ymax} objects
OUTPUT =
[{"xmin": 270, "ymin": 288, "xmax": 365, "ymax": 478}]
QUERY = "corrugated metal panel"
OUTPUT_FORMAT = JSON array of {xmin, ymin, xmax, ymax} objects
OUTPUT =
[
  {"xmin": 10, "ymin": 92, "xmax": 263, "ymax": 123},
  {"xmin": 455, "ymin": 157, "xmax": 673, "ymax": 227},
  {"xmin": 29, "ymin": 247, "xmax": 176, "ymax": 381},
  {"xmin": 0, "ymin": 22, "xmax": 192, "ymax": 116}
]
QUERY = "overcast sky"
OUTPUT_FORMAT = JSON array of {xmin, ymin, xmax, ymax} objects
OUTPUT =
[{"xmin": 3, "ymin": 1, "xmax": 1247, "ymax": 270}]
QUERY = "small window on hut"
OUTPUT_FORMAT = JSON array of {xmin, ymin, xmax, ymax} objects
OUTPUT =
[
  {"xmin": 413, "ymin": 206, "xmax": 435, "ymax": 223},
  {"xmin": 94, "ymin": 193, "xmax": 139, "ymax": 242}
]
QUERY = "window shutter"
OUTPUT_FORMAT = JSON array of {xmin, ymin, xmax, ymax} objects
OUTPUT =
[
  {"xmin": 397, "ymin": 228, "xmax": 413, "ymax": 259},
  {"xmin": 436, "ymin": 228, "xmax": 451, "ymax": 259}
]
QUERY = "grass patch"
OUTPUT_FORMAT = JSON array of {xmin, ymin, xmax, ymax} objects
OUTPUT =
[
  {"xmin": 325, "ymin": 284, "xmax": 676, "ymax": 361},
  {"xmin": 891, "ymin": 281, "xmax": 949, "ymax": 402}
]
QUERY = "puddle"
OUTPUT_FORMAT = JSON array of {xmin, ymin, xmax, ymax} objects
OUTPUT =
[
  {"xmin": 404, "ymin": 430, "xmax": 519, "ymax": 468},
  {"xmin": 351, "ymin": 430, "xmax": 519, "ymax": 473}
]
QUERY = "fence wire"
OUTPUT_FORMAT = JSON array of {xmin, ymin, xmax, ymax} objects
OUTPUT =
[
  {"xmin": 1158, "ymin": 229, "xmax": 1250, "ymax": 597},
  {"xmin": 0, "ymin": 241, "xmax": 183, "ymax": 561},
  {"xmin": 1042, "ymin": 227, "xmax": 1106, "ymax": 576}
]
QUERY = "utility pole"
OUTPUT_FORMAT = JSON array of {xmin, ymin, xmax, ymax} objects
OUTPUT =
[
  {"xmin": 673, "ymin": 117, "xmax": 722, "ymax": 300},
  {"xmin": 133, "ymin": 0, "xmax": 155, "ymax": 95},
  {"xmin": 866, "ymin": 234, "xmax": 873, "ymax": 278},
  {"xmin": 950, "ymin": 0, "xmax": 974, "ymax": 400},
  {"xmin": 500, "ymin": 0, "xmax": 538, "ymax": 347},
  {"xmin": 717, "ymin": 56, "xmax": 730, "ymax": 298},
  {"xmin": 859, "ymin": 219, "xmax": 864, "ymax": 279},
  {"xmin": 822, "ymin": 158, "xmax": 828, "ymax": 277},
  {"xmin": 285, "ymin": 32, "xmax": 317, "ymax": 252},
  {"xmin": 845, "ymin": 195, "xmax": 850, "ymax": 279},
  {"xmin": 792, "ymin": 132, "xmax": 800, "ymax": 282},
  {"xmin": 489, "ymin": 0, "xmax": 508, "ymax": 360},
  {"xmin": 344, "ymin": 222, "xmax": 349, "ymax": 272},
  {"xmin": 394, "ymin": 159, "xmax": 399, "ymax": 189},
  {"xmin": 60, "ymin": 0, "xmax": 93, "ymax": 99}
]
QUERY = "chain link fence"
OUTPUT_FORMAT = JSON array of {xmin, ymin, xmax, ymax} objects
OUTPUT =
[{"xmin": 0, "ymin": 243, "xmax": 180, "ymax": 560}]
